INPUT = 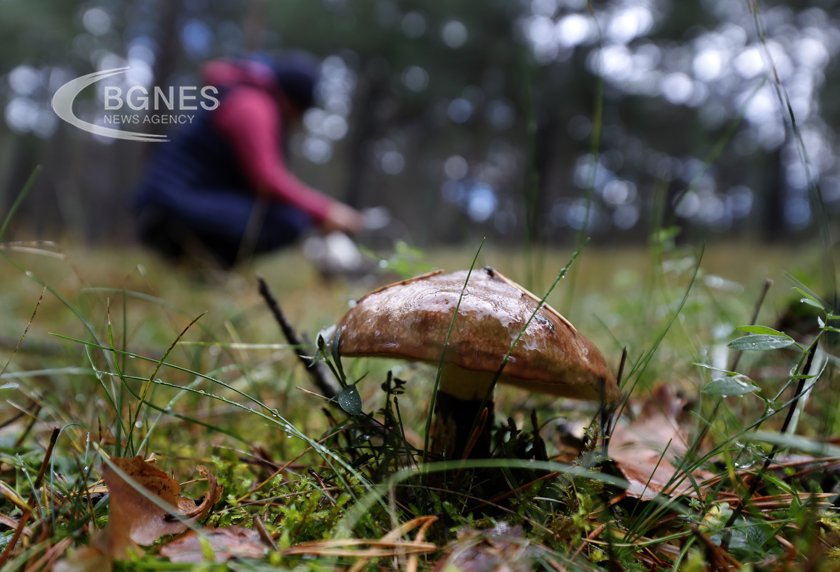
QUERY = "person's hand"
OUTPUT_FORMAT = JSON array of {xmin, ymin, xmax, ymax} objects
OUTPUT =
[{"xmin": 321, "ymin": 201, "xmax": 364, "ymax": 234}]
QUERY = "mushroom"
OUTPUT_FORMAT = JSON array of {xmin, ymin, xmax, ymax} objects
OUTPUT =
[{"xmin": 334, "ymin": 267, "xmax": 619, "ymax": 459}]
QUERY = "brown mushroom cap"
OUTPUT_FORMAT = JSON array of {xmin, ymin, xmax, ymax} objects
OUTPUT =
[{"xmin": 336, "ymin": 267, "xmax": 619, "ymax": 403}]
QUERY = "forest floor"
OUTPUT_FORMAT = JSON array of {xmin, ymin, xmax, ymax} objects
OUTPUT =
[{"xmin": 0, "ymin": 238, "xmax": 838, "ymax": 570}]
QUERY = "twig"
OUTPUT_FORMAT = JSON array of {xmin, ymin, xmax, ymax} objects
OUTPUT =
[
  {"xmin": 307, "ymin": 468, "xmax": 337, "ymax": 506},
  {"xmin": 691, "ymin": 525, "xmax": 741, "ymax": 570},
  {"xmin": 252, "ymin": 515, "xmax": 278, "ymax": 551},
  {"xmin": 0, "ymin": 426, "xmax": 60, "ymax": 567},
  {"xmin": 721, "ymin": 342, "xmax": 819, "ymax": 545},
  {"xmin": 256, "ymin": 276, "xmax": 339, "ymax": 399},
  {"xmin": 34, "ymin": 428, "xmax": 62, "ymax": 544},
  {"xmin": 603, "ymin": 347, "xmax": 628, "ymax": 455},
  {"xmin": 572, "ymin": 522, "xmax": 607, "ymax": 560},
  {"xmin": 0, "ymin": 513, "xmax": 31, "ymax": 568},
  {"xmin": 729, "ymin": 278, "xmax": 773, "ymax": 372}
]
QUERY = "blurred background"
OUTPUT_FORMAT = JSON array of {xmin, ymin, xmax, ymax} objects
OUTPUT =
[{"xmin": 1, "ymin": 0, "xmax": 839, "ymax": 248}]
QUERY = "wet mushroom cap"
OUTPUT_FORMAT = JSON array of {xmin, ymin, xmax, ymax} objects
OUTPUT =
[{"xmin": 336, "ymin": 267, "xmax": 619, "ymax": 403}]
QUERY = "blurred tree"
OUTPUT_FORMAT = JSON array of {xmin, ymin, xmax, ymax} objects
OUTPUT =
[
  {"xmin": 145, "ymin": 0, "xmax": 185, "ymax": 138},
  {"xmin": 1, "ymin": 0, "xmax": 839, "ymax": 246}
]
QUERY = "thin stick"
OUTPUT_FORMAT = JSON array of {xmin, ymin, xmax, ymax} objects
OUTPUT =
[
  {"xmin": 32, "ymin": 427, "xmax": 60, "ymax": 493},
  {"xmin": 721, "ymin": 342, "xmax": 819, "ymax": 545},
  {"xmin": 253, "ymin": 515, "xmax": 278, "ymax": 551},
  {"xmin": 0, "ymin": 513, "xmax": 30, "ymax": 568},
  {"xmin": 0, "ymin": 427, "xmax": 60, "ymax": 567},
  {"xmin": 602, "ymin": 347, "xmax": 628, "ymax": 455},
  {"xmin": 572, "ymin": 522, "xmax": 607, "ymax": 560},
  {"xmin": 729, "ymin": 278, "xmax": 774, "ymax": 372},
  {"xmin": 257, "ymin": 276, "xmax": 339, "ymax": 399}
]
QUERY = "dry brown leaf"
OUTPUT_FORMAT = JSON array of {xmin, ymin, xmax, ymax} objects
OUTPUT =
[
  {"xmin": 160, "ymin": 527, "xmax": 268, "ymax": 563},
  {"xmin": 281, "ymin": 515, "xmax": 439, "ymax": 563},
  {"xmin": 282, "ymin": 538, "xmax": 437, "ymax": 558},
  {"xmin": 609, "ymin": 385, "xmax": 712, "ymax": 500},
  {"xmin": 54, "ymin": 456, "xmax": 224, "ymax": 569},
  {"xmin": 345, "ymin": 515, "xmax": 438, "ymax": 572},
  {"xmin": 95, "ymin": 456, "xmax": 183, "ymax": 557},
  {"xmin": 178, "ymin": 466, "xmax": 223, "ymax": 520},
  {"xmin": 94, "ymin": 456, "xmax": 222, "ymax": 559}
]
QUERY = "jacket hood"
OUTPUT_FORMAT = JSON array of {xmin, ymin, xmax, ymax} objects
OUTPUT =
[
  {"xmin": 200, "ymin": 58, "xmax": 276, "ymax": 91},
  {"xmin": 200, "ymin": 54, "xmax": 320, "ymax": 112}
]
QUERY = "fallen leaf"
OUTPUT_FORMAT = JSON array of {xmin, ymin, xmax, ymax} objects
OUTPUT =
[
  {"xmin": 160, "ymin": 527, "xmax": 269, "ymax": 563},
  {"xmin": 609, "ymin": 385, "xmax": 712, "ymax": 500},
  {"xmin": 282, "ymin": 516, "xmax": 438, "ymax": 571},
  {"xmin": 96, "ymin": 456, "xmax": 223, "ymax": 558},
  {"xmin": 178, "ymin": 466, "xmax": 223, "ymax": 520}
]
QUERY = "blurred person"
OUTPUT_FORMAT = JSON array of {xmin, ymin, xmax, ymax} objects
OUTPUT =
[{"xmin": 133, "ymin": 53, "xmax": 363, "ymax": 268}]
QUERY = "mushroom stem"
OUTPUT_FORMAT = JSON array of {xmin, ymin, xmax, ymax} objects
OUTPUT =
[
  {"xmin": 430, "ymin": 365, "xmax": 498, "ymax": 459},
  {"xmin": 431, "ymin": 392, "xmax": 494, "ymax": 459}
]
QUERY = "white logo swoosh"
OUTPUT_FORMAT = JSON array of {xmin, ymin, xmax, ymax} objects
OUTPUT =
[{"xmin": 51, "ymin": 67, "xmax": 169, "ymax": 143}]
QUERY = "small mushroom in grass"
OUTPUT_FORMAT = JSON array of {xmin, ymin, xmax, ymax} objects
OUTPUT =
[{"xmin": 334, "ymin": 267, "xmax": 619, "ymax": 459}]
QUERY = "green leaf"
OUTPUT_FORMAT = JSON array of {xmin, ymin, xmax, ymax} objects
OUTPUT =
[
  {"xmin": 693, "ymin": 363, "xmax": 736, "ymax": 375},
  {"xmin": 793, "ymin": 287, "xmax": 824, "ymax": 310},
  {"xmin": 727, "ymin": 334, "xmax": 794, "ymax": 351},
  {"xmin": 337, "ymin": 385, "xmax": 362, "ymax": 416},
  {"xmin": 703, "ymin": 375, "xmax": 759, "ymax": 397},
  {"xmin": 735, "ymin": 325, "xmax": 787, "ymax": 336},
  {"xmin": 799, "ymin": 297, "xmax": 824, "ymax": 310}
]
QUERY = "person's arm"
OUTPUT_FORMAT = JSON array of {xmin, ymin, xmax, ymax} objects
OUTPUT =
[{"xmin": 213, "ymin": 87, "xmax": 338, "ymax": 223}]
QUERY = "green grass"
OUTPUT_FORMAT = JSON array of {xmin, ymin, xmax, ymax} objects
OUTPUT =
[{"xmin": 0, "ymin": 239, "xmax": 838, "ymax": 569}]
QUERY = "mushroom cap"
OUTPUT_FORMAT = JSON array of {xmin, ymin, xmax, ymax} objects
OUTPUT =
[{"xmin": 336, "ymin": 267, "xmax": 619, "ymax": 403}]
